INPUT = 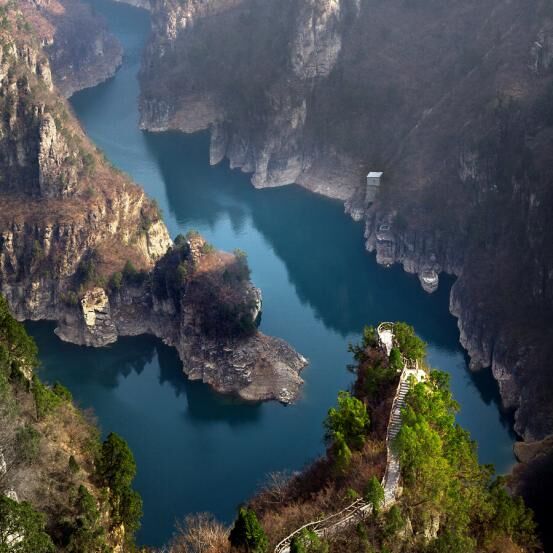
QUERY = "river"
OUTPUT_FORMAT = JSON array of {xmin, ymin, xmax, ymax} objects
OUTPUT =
[{"xmin": 28, "ymin": 0, "xmax": 516, "ymax": 546}]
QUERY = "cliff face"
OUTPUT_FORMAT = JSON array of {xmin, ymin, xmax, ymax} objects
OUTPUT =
[
  {"xmin": 139, "ymin": 0, "xmax": 553, "ymax": 440},
  {"xmin": 20, "ymin": 0, "xmax": 123, "ymax": 97},
  {"xmin": 0, "ymin": 2, "xmax": 306, "ymax": 404}
]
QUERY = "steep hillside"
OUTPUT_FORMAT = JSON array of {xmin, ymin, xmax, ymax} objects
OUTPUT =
[
  {"xmin": 138, "ymin": 0, "xmax": 553, "ymax": 443},
  {"xmin": 0, "ymin": 0, "xmax": 306, "ymax": 403},
  {"xmin": 0, "ymin": 295, "xmax": 142, "ymax": 552},
  {"xmin": 20, "ymin": 0, "xmax": 123, "ymax": 97}
]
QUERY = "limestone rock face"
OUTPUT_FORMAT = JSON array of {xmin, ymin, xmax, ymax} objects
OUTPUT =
[
  {"xmin": 291, "ymin": 0, "xmax": 343, "ymax": 79},
  {"xmin": 20, "ymin": 0, "xmax": 123, "ymax": 97},
  {"xmin": 57, "ymin": 288, "xmax": 117, "ymax": 346},
  {"xmin": 38, "ymin": 114, "xmax": 78, "ymax": 198},
  {"xmin": 139, "ymin": 0, "xmax": 358, "ymax": 194}
]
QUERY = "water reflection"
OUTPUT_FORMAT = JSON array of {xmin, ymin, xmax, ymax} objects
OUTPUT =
[{"xmin": 142, "ymin": 131, "xmax": 460, "ymax": 344}]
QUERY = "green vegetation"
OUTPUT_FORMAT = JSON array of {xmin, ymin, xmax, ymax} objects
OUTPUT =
[
  {"xmin": 68, "ymin": 455, "xmax": 80, "ymax": 475},
  {"xmin": 389, "ymin": 347, "xmax": 403, "ymax": 372},
  {"xmin": 0, "ymin": 294, "xmax": 143, "ymax": 551},
  {"xmin": 349, "ymin": 325, "xmax": 397, "ymax": 401},
  {"xmin": 97, "ymin": 432, "xmax": 142, "ymax": 536},
  {"xmin": 324, "ymin": 391, "xmax": 369, "ymax": 474},
  {"xmin": 32, "ymin": 375, "xmax": 72, "ymax": 420},
  {"xmin": 395, "ymin": 370, "xmax": 539, "ymax": 551},
  {"xmin": 75, "ymin": 251, "xmax": 104, "ymax": 290},
  {"xmin": 233, "ymin": 249, "xmax": 251, "ymax": 281},
  {"xmin": 0, "ymin": 295, "xmax": 38, "ymax": 375},
  {"xmin": 325, "ymin": 391, "xmax": 369, "ymax": 451},
  {"xmin": 108, "ymin": 271, "xmax": 123, "ymax": 291},
  {"xmin": 201, "ymin": 242, "xmax": 216, "ymax": 254},
  {"xmin": 229, "ymin": 507, "xmax": 268, "ymax": 552},
  {"xmin": 392, "ymin": 322, "xmax": 426, "ymax": 363},
  {"xmin": 15, "ymin": 424, "xmax": 40, "ymax": 464},
  {"xmin": 364, "ymin": 476, "xmax": 384, "ymax": 515},
  {"xmin": 242, "ymin": 322, "xmax": 540, "ymax": 553},
  {"xmin": 0, "ymin": 495, "xmax": 55, "ymax": 553},
  {"xmin": 290, "ymin": 528, "xmax": 329, "ymax": 553},
  {"xmin": 65, "ymin": 485, "xmax": 108, "ymax": 553}
]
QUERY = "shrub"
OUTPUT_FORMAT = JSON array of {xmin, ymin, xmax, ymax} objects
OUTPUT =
[
  {"xmin": 201, "ymin": 242, "xmax": 216, "ymax": 254},
  {"xmin": 290, "ymin": 528, "xmax": 329, "ymax": 553},
  {"xmin": 0, "ymin": 496, "xmax": 55, "ymax": 552},
  {"xmin": 0, "ymin": 295, "xmax": 38, "ymax": 369},
  {"xmin": 392, "ymin": 323, "xmax": 426, "ymax": 362},
  {"xmin": 233, "ymin": 249, "xmax": 251, "ymax": 281},
  {"xmin": 324, "ymin": 391, "xmax": 369, "ymax": 450},
  {"xmin": 66, "ymin": 485, "xmax": 107, "ymax": 553},
  {"xmin": 389, "ymin": 347, "xmax": 403, "ymax": 372},
  {"xmin": 52, "ymin": 382, "xmax": 72, "ymax": 402},
  {"xmin": 174, "ymin": 233, "xmax": 188, "ymax": 248},
  {"xmin": 32, "ymin": 376, "xmax": 63, "ymax": 420},
  {"xmin": 68, "ymin": 455, "xmax": 80, "ymax": 475},
  {"xmin": 108, "ymin": 271, "xmax": 123, "ymax": 291},
  {"xmin": 332, "ymin": 432, "xmax": 352, "ymax": 475},
  {"xmin": 177, "ymin": 261, "xmax": 189, "ymax": 285},
  {"xmin": 185, "ymin": 229, "xmax": 200, "ymax": 240},
  {"xmin": 383, "ymin": 505, "xmax": 404, "ymax": 538},
  {"xmin": 61, "ymin": 291, "xmax": 79, "ymax": 307},
  {"xmin": 16, "ymin": 424, "xmax": 41, "ymax": 464},
  {"xmin": 122, "ymin": 260, "xmax": 147, "ymax": 287},
  {"xmin": 364, "ymin": 476, "xmax": 385, "ymax": 514},
  {"xmin": 229, "ymin": 507, "xmax": 268, "ymax": 552}
]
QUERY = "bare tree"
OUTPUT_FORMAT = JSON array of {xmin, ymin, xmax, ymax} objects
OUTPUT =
[
  {"xmin": 166, "ymin": 513, "xmax": 229, "ymax": 553},
  {"xmin": 263, "ymin": 471, "xmax": 292, "ymax": 505}
]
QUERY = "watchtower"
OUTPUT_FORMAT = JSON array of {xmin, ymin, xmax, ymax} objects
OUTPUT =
[{"xmin": 365, "ymin": 172, "xmax": 383, "ymax": 205}]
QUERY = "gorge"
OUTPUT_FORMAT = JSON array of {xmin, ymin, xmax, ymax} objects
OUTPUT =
[
  {"xmin": 25, "ymin": 0, "xmax": 521, "ymax": 546},
  {"xmin": 138, "ymin": 0, "xmax": 553, "ymax": 449}
]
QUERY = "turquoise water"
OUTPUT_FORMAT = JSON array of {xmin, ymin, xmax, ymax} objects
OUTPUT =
[{"xmin": 29, "ymin": 0, "xmax": 516, "ymax": 546}]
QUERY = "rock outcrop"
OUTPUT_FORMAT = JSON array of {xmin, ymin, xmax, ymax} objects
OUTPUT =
[
  {"xmin": 0, "ymin": 4, "xmax": 307, "ymax": 404},
  {"xmin": 138, "ymin": 0, "xmax": 553, "ymax": 440},
  {"xmin": 20, "ymin": 0, "xmax": 123, "ymax": 97}
]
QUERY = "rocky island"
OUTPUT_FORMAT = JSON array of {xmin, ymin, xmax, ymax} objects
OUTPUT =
[{"xmin": 0, "ymin": 0, "xmax": 306, "ymax": 404}]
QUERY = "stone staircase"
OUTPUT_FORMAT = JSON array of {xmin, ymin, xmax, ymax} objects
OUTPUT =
[{"xmin": 273, "ymin": 325, "xmax": 426, "ymax": 553}]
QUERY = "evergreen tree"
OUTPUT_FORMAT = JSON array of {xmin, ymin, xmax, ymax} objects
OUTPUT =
[
  {"xmin": 0, "ymin": 496, "xmax": 55, "ymax": 553},
  {"xmin": 364, "ymin": 476, "xmax": 385, "ymax": 514},
  {"xmin": 229, "ymin": 507, "xmax": 268, "ymax": 552},
  {"xmin": 290, "ymin": 528, "xmax": 328, "ymax": 553},
  {"xmin": 97, "ymin": 433, "xmax": 142, "ymax": 534},
  {"xmin": 324, "ymin": 391, "xmax": 369, "ymax": 450}
]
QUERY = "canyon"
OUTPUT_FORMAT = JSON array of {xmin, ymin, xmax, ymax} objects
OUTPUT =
[
  {"xmin": 0, "ymin": 0, "xmax": 549, "ymax": 546},
  {"xmin": 137, "ymin": 0, "xmax": 553, "ymax": 450},
  {"xmin": 0, "ymin": 0, "xmax": 306, "ymax": 404}
]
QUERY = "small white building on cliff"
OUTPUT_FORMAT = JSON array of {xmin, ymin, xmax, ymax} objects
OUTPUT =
[{"xmin": 366, "ymin": 172, "xmax": 383, "ymax": 205}]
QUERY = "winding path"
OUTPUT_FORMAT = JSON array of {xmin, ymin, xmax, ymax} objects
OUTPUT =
[{"xmin": 274, "ymin": 324, "xmax": 426, "ymax": 553}]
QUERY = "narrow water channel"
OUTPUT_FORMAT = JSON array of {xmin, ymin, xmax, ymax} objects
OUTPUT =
[{"xmin": 30, "ymin": 0, "xmax": 516, "ymax": 546}]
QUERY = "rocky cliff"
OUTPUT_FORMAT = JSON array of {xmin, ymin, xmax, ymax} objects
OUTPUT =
[
  {"xmin": 139, "ymin": 0, "xmax": 553, "ymax": 442},
  {"xmin": 19, "ymin": 0, "xmax": 123, "ymax": 97},
  {"xmin": 0, "ymin": 1, "xmax": 306, "ymax": 404}
]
